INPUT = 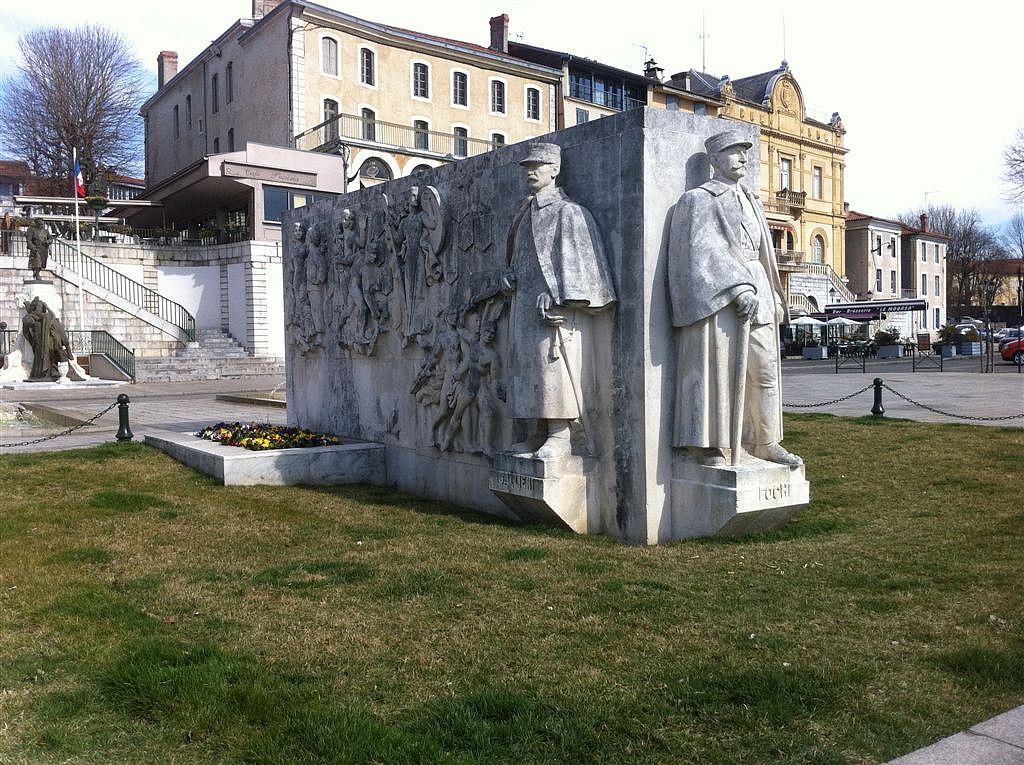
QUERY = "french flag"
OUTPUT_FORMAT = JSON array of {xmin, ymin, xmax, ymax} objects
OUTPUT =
[{"xmin": 73, "ymin": 153, "xmax": 86, "ymax": 198}]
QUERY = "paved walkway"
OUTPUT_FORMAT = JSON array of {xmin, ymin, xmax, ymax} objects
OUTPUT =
[
  {"xmin": 0, "ymin": 375, "xmax": 288, "ymax": 453},
  {"xmin": 1, "ymin": 366, "xmax": 1022, "ymax": 763},
  {"xmin": 782, "ymin": 355, "xmax": 1023, "ymax": 427}
]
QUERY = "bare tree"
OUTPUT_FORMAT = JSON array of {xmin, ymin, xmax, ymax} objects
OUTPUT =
[
  {"xmin": 1004, "ymin": 128, "xmax": 1024, "ymax": 205},
  {"xmin": 898, "ymin": 204, "xmax": 1002, "ymax": 316},
  {"xmin": 0, "ymin": 25, "xmax": 146, "ymax": 195},
  {"xmin": 1002, "ymin": 212, "xmax": 1024, "ymax": 261}
]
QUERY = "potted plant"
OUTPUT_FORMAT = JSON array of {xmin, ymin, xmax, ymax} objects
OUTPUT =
[
  {"xmin": 874, "ymin": 326, "xmax": 903, "ymax": 358},
  {"xmin": 935, "ymin": 324, "xmax": 958, "ymax": 357}
]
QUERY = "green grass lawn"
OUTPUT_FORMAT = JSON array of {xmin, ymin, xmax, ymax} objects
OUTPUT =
[{"xmin": 1, "ymin": 414, "xmax": 1022, "ymax": 764}]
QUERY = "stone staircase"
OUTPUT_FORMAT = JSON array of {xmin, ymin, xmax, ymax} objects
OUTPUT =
[{"xmin": 134, "ymin": 329, "xmax": 285, "ymax": 382}]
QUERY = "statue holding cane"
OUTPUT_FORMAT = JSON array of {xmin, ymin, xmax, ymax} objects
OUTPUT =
[
  {"xmin": 667, "ymin": 130, "xmax": 801, "ymax": 467},
  {"xmin": 501, "ymin": 142, "xmax": 616, "ymax": 460}
]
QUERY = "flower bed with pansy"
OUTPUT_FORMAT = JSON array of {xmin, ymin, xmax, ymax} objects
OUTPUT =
[{"xmin": 195, "ymin": 422, "xmax": 340, "ymax": 451}]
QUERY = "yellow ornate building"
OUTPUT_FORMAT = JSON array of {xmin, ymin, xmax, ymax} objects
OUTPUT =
[{"xmin": 662, "ymin": 62, "xmax": 851, "ymax": 311}]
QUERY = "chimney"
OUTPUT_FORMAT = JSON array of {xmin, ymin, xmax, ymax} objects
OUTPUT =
[
  {"xmin": 252, "ymin": 0, "xmax": 284, "ymax": 18},
  {"xmin": 157, "ymin": 51, "xmax": 178, "ymax": 89},
  {"xmin": 489, "ymin": 14, "xmax": 509, "ymax": 53},
  {"xmin": 643, "ymin": 58, "xmax": 664, "ymax": 82},
  {"xmin": 919, "ymin": 213, "xmax": 929, "ymax": 232}
]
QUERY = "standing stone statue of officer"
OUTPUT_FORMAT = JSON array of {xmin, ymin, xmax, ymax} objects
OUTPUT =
[
  {"xmin": 667, "ymin": 129, "xmax": 801, "ymax": 467},
  {"xmin": 502, "ymin": 142, "xmax": 616, "ymax": 459}
]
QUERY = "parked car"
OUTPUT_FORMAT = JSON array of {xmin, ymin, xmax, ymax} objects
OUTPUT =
[
  {"xmin": 996, "ymin": 328, "xmax": 1024, "ymax": 348},
  {"xmin": 1000, "ymin": 337, "xmax": 1024, "ymax": 366}
]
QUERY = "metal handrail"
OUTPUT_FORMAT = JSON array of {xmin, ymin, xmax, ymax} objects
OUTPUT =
[
  {"xmin": 67, "ymin": 330, "xmax": 136, "ymax": 381},
  {"xmin": 1, "ymin": 325, "xmax": 15, "ymax": 356},
  {"xmin": 295, "ymin": 112, "xmax": 502, "ymax": 157},
  {"xmin": 46, "ymin": 238, "xmax": 196, "ymax": 342}
]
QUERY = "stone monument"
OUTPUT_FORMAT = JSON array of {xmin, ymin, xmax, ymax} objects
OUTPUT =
[{"xmin": 284, "ymin": 109, "xmax": 809, "ymax": 543}]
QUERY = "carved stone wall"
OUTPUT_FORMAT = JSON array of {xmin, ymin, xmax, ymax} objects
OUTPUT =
[{"xmin": 285, "ymin": 109, "xmax": 805, "ymax": 544}]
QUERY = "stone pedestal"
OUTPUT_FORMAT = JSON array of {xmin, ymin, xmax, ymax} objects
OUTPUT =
[
  {"xmin": 489, "ymin": 452, "xmax": 596, "ymax": 533},
  {"xmin": 670, "ymin": 457, "xmax": 809, "ymax": 538}
]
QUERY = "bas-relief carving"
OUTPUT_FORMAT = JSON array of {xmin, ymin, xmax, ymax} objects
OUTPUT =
[
  {"xmin": 286, "ymin": 174, "xmax": 513, "ymax": 456},
  {"xmin": 285, "ymin": 221, "xmax": 315, "ymax": 354},
  {"xmin": 666, "ymin": 129, "xmax": 802, "ymax": 469}
]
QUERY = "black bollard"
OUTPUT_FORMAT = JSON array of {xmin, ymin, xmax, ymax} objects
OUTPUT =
[
  {"xmin": 115, "ymin": 394, "xmax": 134, "ymax": 442},
  {"xmin": 871, "ymin": 377, "xmax": 885, "ymax": 417}
]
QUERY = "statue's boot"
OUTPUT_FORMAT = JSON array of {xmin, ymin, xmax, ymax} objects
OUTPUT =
[
  {"xmin": 686, "ymin": 446, "xmax": 726, "ymax": 466},
  {"xmin": 752, "ymin": 442, "xmax": 803, "ymax": 466},
  {"xmin": 533, "ymin": 420, "xmax": 572, "ymax": 460}
]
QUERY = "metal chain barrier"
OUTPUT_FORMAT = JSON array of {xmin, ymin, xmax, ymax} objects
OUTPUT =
[
  {"xmin": 783, "ymin": 383, "xmax": 874, "ymax": 409},
  {"xmin": 0, "ymin": 400, "xmax": 119, "ymax": 448},
  {"xmin": 880, "ymin": 382, "xmax": 1024, "ymax": 422}
]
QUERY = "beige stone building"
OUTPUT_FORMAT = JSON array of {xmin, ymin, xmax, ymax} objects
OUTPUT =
[{"xmin": 141, "ymin": 3, "xmax": 561, "ymax": 201}]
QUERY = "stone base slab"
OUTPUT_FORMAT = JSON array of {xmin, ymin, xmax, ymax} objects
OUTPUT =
[
  {"xmin": 145, "ymin": 428, "xmax": 385, "ymax": 486},
  {"xmin": 670, "ymin": 457, "xmax": 809, "ymax": 538},
  {"xmin": 489, "ymin": 452, "xmax": 595, "ymax": 533},
  {"xmin": 2, "ymin": 379, "xmax": 125, "ymax": 390}
]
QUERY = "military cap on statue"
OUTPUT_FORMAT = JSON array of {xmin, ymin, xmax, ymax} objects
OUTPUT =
[
  {"xmin": 704, "ymin": 130, "xmax": 753, "ymax": 155},
  {"xmin": 519, "ymin": 142, "xmax": 561, "ymax": 166}
]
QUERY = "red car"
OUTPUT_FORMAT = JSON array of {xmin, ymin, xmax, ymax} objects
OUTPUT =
[{"xmin": 1001, "ymin": 337, "xmax": 1024, "ymax": 366}]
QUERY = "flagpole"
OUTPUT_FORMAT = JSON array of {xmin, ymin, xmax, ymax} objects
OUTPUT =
[{"xmin": 72, "ymin": 148, "xmax": 85, "ymax": 335}]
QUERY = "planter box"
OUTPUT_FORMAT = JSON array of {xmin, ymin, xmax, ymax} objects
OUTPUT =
[
  {"xmin": 144, "ymin": 429, "xmax": 385, "ymax": 486},
  {"xmin": 940, "ymin": 345, "xmax": 957, "ymax": 358},
  {"xmin": 877, "ymin": 345, "xmax": 903, "ymax": 359},
  {"xmin": 957, "ymin": 342, "xmax": 982, "ymax": 356},
  {"xmin": 801, "ymin": 346, "xmax": 829, "ymax": 360}
]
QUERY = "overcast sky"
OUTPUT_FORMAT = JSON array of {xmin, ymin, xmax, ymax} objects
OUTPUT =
[{"xmin": 2, "ymin": 0, "xmax": 1022, "ymax": 228}]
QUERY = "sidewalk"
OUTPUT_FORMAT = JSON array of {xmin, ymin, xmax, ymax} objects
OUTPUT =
[
  {"xmin": 2, "ymin": 368, "xmax": 1022, "ymax": 763},
  {"xmin": 782, "ymin": 355, "xmax": 1023, "ymax": 427},
  {"xmin": 0, "ymin": 375, "xmax": 287, "ymax": 453}
]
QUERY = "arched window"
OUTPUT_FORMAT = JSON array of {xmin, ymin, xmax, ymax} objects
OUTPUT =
[
  {"xmin": 453, "ymin": 126, "xmax": 468, "ymax": 157},
  {"xmin": 323, "ymin": 99, "xmax": 339, "ymax": 140},
  {"xmin": 358, "ymin": 157, "xmax": 392, "ymax": 187},
  {"xmin": 361, "ymin": 107, "xmax": 376, "ymax": 141},
  {"xmin": 812, "ymin": 235, "xmax": 825, "ymax": 264},
  {"xmin": 525, "ymin": 87, "xmax": 541, "ymax": 120},
  {"xmin": 490, "ymin": 80, "xmax": 506, "ymax": 113},
  {"xmin": 360, "ymin": 48, "xmax": 375, "ymax": 86},
  {"xmin": 413, "ymin": 119, "xmax": 429, "ymax": 150},
  {"xmin": 452, "ymin": 71, "xmax": 468, "ymax": 106},
  {"xmin": 412, "ymin": 62, "xmax": 429, "ymax": 98},
  {"xmin": 321, "ymin": 37, "xmax": 338, "ymax": 76}
]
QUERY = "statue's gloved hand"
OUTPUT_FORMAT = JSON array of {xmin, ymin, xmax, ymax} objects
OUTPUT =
[
  {"xmin": 537, "ymin": 292, "xmax": 564, "ymax": 326},
  {"xmin": 734, "ymin": 290, "xmax": 758, "ymax": 322},
  {"xmin": 500, "ymin": 270, "xmax": 516, "ymax": 295}
]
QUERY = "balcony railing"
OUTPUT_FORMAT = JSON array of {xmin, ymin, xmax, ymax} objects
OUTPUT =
[
  {"xmin": 762, "ymin": 198, "xmax": 790, "ymax": 215},
  {"xmin": 567, "ymin": 83, "xmax": 646, "ymax": 112},
  {"xmin": 775, "ymin": 249, "xmax": 805, "ymax": 264},
  {"xmin": 776, "ymin": 189, "xmax": 807, "ymax": 211},
  {"xmin": 295, "ymin": 113, "xmax": 502, "ymax": 157}
]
